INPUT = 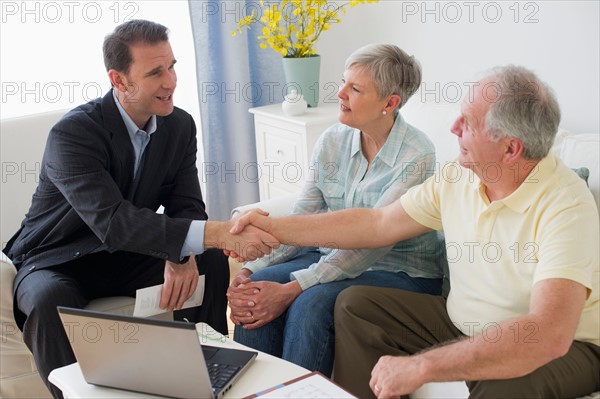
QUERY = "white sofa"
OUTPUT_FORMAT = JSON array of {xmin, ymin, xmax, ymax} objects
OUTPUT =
[
  {"xmin": 2, "ymin": 108, "xmax": 597, "ymax": 399},
  {"xmin": 231, "ymin": 123, "xmax": 600, "ymax": 399},
  {"xmin": 0, "ymin": 111, "xmax": 171, "ymax": 398}
]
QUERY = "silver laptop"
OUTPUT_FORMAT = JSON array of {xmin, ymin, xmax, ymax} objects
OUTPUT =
[{"xmin": 57, "ymin": 306, "xmax": 257, "ymax": 399}]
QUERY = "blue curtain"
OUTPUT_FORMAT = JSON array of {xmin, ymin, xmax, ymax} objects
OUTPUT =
[{"xmin": 189, "ymin": 0, "xmax": 285, "ymax": 220}]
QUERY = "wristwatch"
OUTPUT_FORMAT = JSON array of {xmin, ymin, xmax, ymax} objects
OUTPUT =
[{"xmin": 178, "ymin": 255, "xmax": 190, "ymax": 264}]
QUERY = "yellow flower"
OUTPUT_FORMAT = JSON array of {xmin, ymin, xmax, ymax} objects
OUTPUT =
[{"xmin": 232, "ymin": 0, "xmax": 378, "ymax": 57}]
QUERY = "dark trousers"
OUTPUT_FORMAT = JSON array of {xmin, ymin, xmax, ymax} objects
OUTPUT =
[
  {"xmin": 15, "ymin": 249, "xmax": 229, "ymax": 399},
  {"xmin": 333, "ymin": 286, "xmax": 600, "ymax": 399}
]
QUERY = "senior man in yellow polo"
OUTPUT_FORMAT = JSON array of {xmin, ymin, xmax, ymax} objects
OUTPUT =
[{"xmin": 229, "ymin": 65, "xmax": 600, "ymax": 398}]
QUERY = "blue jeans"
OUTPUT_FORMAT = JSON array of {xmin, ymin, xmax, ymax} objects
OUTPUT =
[{"xmin": 233, "ymin": 248, "xmax": 442, "ymax": 376}]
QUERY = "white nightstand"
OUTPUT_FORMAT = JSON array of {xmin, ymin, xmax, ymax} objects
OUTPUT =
[{"xmin": 249, "ymin": 103, "xmax": 339, "ymax": 200}]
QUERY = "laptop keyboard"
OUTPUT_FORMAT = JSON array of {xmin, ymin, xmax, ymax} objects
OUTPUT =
[{"xmin": 207, "ymin": 362, "xmax": 241, "ymax": 390}]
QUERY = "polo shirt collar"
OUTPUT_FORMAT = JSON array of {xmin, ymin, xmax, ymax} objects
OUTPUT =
[{"xmin": 475, "ymin": 154, "xmax": 556, "ymax": 213}]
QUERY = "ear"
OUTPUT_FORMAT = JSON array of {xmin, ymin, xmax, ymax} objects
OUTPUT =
[
  {"xmin": 384, "ymin": 94, "xmax": 402, "ymax": 114},
  {"xmin": 503, "ymin": 137, "xmax": 525, "ymax": 163},
  {"xmin": 108, "ymin": 69, "xmax": 128, "ymax": 93}
]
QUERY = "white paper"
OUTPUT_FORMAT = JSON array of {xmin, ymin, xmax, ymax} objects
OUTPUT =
[
  {"xmin": 133, "ymin": 275, "xmax": 205, "ymax": 317},
  {"xmin": 257, "ymin": 373, "xmax": 356, "ymax": 398}
]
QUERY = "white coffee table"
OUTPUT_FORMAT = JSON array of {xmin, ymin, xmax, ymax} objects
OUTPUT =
[{"xmin": 49, "ymin": 323, "xmax": 309, "ymax": 398}]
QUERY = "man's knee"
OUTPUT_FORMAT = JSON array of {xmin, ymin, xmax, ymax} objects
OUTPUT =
[
  {"xmin": 334, "ymin": 286, "xmax": 374, "ymax": 323},
  {"xmin": 17, "ymin": 271, "xmax": 86, "ymax": 318},
  {"xmin": 468, "ymin": 376, "xmax": 542, "ymax": 399},
  {"xmin": 467, "ymin": 369, "xmax": 586, "ymax": 399}
]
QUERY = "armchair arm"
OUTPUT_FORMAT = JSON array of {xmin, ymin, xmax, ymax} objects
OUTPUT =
[{"xmin": 230, "ymin": 194, "xmax": 297, "ymax": 219}]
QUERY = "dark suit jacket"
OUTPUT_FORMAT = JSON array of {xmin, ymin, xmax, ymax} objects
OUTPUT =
[{"xmin": 4, "ymin": 90, "xmax": 208, "ymax": 292}]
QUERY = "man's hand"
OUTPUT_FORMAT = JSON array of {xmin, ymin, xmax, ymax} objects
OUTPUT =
[
  {"xmin": 370, "ymin": 355, "xmax": 426, "ymax": 398},
  {"xmin": 227, "ymin": 280, "xmax": 302, "ymax": 329},
  {"xmin": 205, "ymin": 215, "xmax": 279, "ymax": 262},
  {"xmin": 161, "ymin": 256, "xmax": 199, "ymax": 312},
  {"xmin": 224, "ymin": 209, "xmax": 275, "ymax": 261},
  {"xmin": 229, "ymin": 209, "xmax": 273, "ymax": 235},
  {"xmin": 367, "ymin": 279, "xmax": 591, "ymax": 398}
]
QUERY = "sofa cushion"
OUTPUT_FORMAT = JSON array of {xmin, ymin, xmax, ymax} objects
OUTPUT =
[
  {"xmin": 85, "ymin": 297, "xmax": 136, "ymax": 315},
  {"xmin": 0, "ymin": 110, "xmax": 67, "ymax": 247},
  {"xmin": 0, "ymin": 257, "xmax": 52, "ymax": 398},
  {"xmin": 573, "ymin": 167, "xmax": 591, "ymax": 185},
  {"xmin": 0, "ymin": 258, "xmax": 32, "ymax": 361},
  {"xmin": 559, "ymin": 133, "xmax": 599, "ymax": 209},
  {"xmin": 231, "ymin": 193, "xmax": 296, "ymax": 219}
]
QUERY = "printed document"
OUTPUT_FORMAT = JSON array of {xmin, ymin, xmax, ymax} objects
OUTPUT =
[{"xmin": 133, "ymin": 275, "xmax": 205, "ymax": 317}]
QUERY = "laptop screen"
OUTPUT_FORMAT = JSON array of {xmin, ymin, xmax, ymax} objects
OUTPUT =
[{"xmin": 57, "ymin": 306, "xmax": 256, "ymax": 399}]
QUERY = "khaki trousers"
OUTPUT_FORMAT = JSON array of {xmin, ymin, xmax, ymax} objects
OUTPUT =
[{"xmin": 333, "ymin": 286, "xmax": 600, "ymax": 399}]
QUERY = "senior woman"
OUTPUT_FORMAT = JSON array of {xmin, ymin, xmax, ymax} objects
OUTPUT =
[{"xmin": 227, "ymin": 44, "xmax": 445, "ymax": 376}]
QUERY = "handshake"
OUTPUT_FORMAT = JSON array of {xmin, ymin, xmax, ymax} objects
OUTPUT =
[
  {"xmin": 206, "ymin": 209, "xmax": 277, "ymax": 262},
  {"xmin": 209, "ymin": 204, "xmax": 363, "ymax": 262}
]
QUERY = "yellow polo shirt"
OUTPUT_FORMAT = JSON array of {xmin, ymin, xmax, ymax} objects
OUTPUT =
[{"xmin": 401, "ymin": 154, "xmax": 599, "ymax": 346}]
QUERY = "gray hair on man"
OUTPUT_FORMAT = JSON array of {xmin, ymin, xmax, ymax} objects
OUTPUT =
[
  {"xmin": 483, "ymin": 65, "xmax": 561, "ymax": 160},
  {"xmin": 345, "ymin": 44, "xmax": 422, "ymax": 112}
]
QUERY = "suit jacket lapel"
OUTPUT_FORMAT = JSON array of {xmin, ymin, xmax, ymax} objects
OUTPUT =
[{"xmin": 101, "ymin": 90, "xmax": 135, "ymax": 193}]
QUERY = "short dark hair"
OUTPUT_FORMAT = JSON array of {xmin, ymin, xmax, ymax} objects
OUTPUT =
[{"xmin": 103, "ymin": 19, "xmax": 169, "ymax": 74}]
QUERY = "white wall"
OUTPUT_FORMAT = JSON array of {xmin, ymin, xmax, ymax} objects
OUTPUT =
[
  {"xmin": 0, "ymin": 0, "xmax": 199, "ymax": 125},
  {"xmin": 0, "ymin": 0, "xmax": 206, "ymax": 190},
  {"xmin": 2, "ymin": 1, "xmax": 597, "ymax": 164},
  {"xmin": 316, "ymin": 0, "xmax": 599, "ymax": 163}
]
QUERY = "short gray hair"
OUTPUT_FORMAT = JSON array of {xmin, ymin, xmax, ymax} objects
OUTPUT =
[
  {"xmin": 483, "ymin": 65, "xmax": 561, "ymax": 160},
  {"xmin": 345, "ymin": 44, "xmax": 421, "ymax": 111}
]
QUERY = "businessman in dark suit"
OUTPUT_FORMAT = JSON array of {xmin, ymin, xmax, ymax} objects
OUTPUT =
[{"xmin": 3, "ymin": 20, "xmax": 277, "ymax": 398}]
